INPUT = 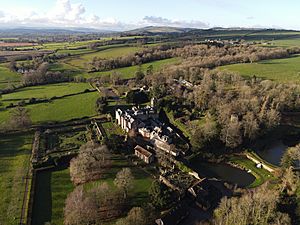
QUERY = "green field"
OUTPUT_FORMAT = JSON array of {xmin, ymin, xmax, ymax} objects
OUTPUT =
[
  {"xmin": 0, "ymin": 91, "xmax": 99, "ymax": 124},
  {"xmin": 2, "ymin": 83, "xmax": 92, "ymax": 101},
  {"xmin": 83, "ymin": 57, "xmax": 180, "ymax": 79},
  {"xmin": 0, "ymin": 64, "xmax": 21, "ymax": 90},
  {"xmin": 219, "ymin": 55, "xmax": 300, "ymax": 82},
  {"xmin": 32, "ymin": 168, "xmax": 74, "ymax": 225},
  {"xmin": 0, "ymin": 133, "xmax": 32, "ymax": 225},
  {"xmin": 267, "ymin": 38, "xmax": 300, "ymax": 48},
  {"xmin": 0, "ymin": 64, "xmax": 20, "ymax": 82},
  {"xmin": 66, "ymin": 46, "xmax": 142, "ymax": 69}
]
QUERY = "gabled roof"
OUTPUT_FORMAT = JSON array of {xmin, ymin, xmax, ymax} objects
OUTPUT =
[{"xmin": 134, "ymin": 145, "xmax": 153, "ymax": 158}]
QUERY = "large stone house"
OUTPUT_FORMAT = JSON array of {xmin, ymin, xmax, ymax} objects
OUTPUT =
[
  {"xmin": 115, "ymin": 106, "xmax": 158, "ymax": 132},
  {"xmin": 116, "ymin": 106, "xmax": 179, "ymax": 156}
]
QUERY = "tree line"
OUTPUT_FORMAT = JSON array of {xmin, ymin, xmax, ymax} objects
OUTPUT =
[{"xmin": 89, "ymin": 43, "xmax": 300, "ymax": 73}]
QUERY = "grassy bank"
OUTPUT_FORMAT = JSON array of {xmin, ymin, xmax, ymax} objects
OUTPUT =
[{"xmin": 229, "ymin": 155, "xmax": 276, "ymax": 188}]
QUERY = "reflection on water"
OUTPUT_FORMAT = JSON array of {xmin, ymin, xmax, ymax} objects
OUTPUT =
[
  {"xmin": 190, "ymin": 159, "xmax": 255, "ymax": 187},
  {"xmin": 256, "ymin": 140, "xmax": 288, "ymax": 166}
]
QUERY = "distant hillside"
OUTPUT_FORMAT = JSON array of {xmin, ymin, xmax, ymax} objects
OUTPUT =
[
  {"xmin": 0, "ymin": 27, "xmax": 116, "ymax": 37},
  {"xmin": 124, "ymin": 26, "xmax": 194, "ymax": 35},
  {"xmin": 122, "ymin": 26, "xmax": 300, "ymax": 42},
  {"xmin": 183, "ymin": 28, "xmax": 300, "ymax": 41}
]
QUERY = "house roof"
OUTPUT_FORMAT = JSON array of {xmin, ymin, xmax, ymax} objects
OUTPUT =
[{"xmin": 134, "ymin": 145, "xmax": 153, "ymax": 158}]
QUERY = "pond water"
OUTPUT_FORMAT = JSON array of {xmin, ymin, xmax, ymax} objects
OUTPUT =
[
  {"xmin": 255, "ymin": 140, "xmax": 288, "ymax": 166},
  {"xmin": 189, "ymin": 159, "xmax": 255, "ymax": 187}
]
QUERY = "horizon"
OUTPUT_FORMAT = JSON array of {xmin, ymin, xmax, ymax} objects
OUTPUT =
[{"xmin": 0, "ymin": 0, "xmax": 300, "ymax": 31}]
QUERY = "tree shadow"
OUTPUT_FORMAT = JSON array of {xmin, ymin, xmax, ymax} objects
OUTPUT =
[{"xmin": 31, "ymin": 170, "xmax": 52, "ymax": 225}]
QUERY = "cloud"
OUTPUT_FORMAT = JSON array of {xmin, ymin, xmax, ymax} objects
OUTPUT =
[
  {"xmin": 48, "ymin": 0, "xmax": 85, "ymax": 22},
  {"xmin": 0, "ymin": 0, "xmax": 125, "ymax": 30},
  {"xmin": 142, "ymin": 16, "xmax": 209, "ymax": 28},
  {"xmin": 0, "ymin": 0, "xmax": 209, "ymax": 31},
  {"xmin": 246, "ymin": 16, "xmax": 255, "ymax": 20}
]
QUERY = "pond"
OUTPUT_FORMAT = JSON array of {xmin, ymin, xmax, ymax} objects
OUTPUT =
[
  {"xmin": 255, "ymin": 140, "xmax": 288, "ymax": 166},
  {"xmin": 189, "ymin": 158, "xmax": 255, "ymax": 187}
]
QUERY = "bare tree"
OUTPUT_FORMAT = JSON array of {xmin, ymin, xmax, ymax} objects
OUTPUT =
[
  {"xmin": 64, "ymin": 186, "xmax": 98, "ymax": 225},
  {"xmin": 114, "ymin": 168, "xmax": 134, "ymax": 199},
  {"xmin": 213, "ymin": 184, "xmax": 291, "ymax": 225},
  {"xmin": 64, "ymin": 183, "xmax": 125, "ymax": 225},
  {"xmin": 221, "ymin": 120, "xmax": 242, "ymax": 148},
  {"xmin": 8, "ymin": 106, "xmax": 32, "ymax": 129},
  {"xmin": 70, "ymin": 142, "xmax": 111, "ymax": 185}
]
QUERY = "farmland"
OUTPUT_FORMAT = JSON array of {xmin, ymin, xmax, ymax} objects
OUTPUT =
[
  {"xmin": 65, "ymin": 46, "xmax": 142, "ymax": 69},
  {"xmin": 219, "ymin": 54, "xmax": 300, "ymax": 82},
  {"xmin": 2, "ymin": 83, "xmax": 92, "ymax": 100},
  {"xmin": 0, "ymin": 89, "xmax": 99, "ymax": 124},
  {"xmin": 0, "ymin": 42, "xmax": 37, "ymax": 47},
  {"xmin": 84, "ymin": 57, "xmax": 180, "ymax": 79},
  {"xmin": 26, "ymin": 91, "xmax": 98, "ymax": 123},
  {"xmin": 0, "ymin": 64, "xmax": 21, "ymax": 82},
  {"xmin": 267, "ymin": 38, "xmax": 300, "ymax": 48},
  {"xmin": 0, "ymin": 133, "xmax": 33, "ymax": 225}
]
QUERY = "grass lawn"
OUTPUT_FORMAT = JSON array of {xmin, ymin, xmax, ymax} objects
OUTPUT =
[
  {"xmin": 31, "ymin": 168, "xmax": 74, "ymax": 225},
  {"xmin": 32, "ymin": 155, "xmax": 153, "ymax": 225},
  {"xmin": 102, "ymin": 121, "xmax": 124, "ymax": 137},
  {"xmin": 84, "ymin": 154, "xmax": 153, "ymax": 207},
  {"xmin": 219, "ymin": 55, "xmax": 300, "ymax": 83},
  {"xmin": 66, "ymin": 46, "xmax": 142, "ymax": 69},
  {"xmin": 83, "ymin": 57, "xmax": 180, "ymax": 79},
  {"xmin": 0, "ymin": 133, "xmax": 33, "ymax": 225},
  {"xmin": 0, "ymin": 91, "xmax": 99, "ymax": 124},
  {"xmin": 229, "ymin": 155, "xmax": 275, "ymax": 188}
]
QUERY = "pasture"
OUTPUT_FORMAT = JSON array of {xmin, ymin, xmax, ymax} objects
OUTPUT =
[
  {"xmin": 66, "ymin": 46, "xmax": 142, "ymax": 69},
  {"xmin": 219, "ymin": 55, "xmax": 300, "ymax": 82},
  {"xmin": 0, "ymin": 133, "xmax": 33, "ymax": 225},
  {"xmin": 0, "ymin": 91, "xmax": 99, "ymax": 124},
  {"xmin": 1, "ymin": 82, "xmax": 92, "ymax": 101},
  {"xmin": 269, "ymin": 38, "xmax": 300, "ymax": 47},
  {"xmin": 0, "ymin": 64, "xmax": 21, "ymax": 82},
  {"xmin": 83, "ymin": 57, "xmax": 180, "ymax": 79}
]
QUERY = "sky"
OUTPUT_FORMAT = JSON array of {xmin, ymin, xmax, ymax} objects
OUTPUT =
[{"xmin": 0, "ymin": 0, "xmax": 299, "ymax": 31}]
